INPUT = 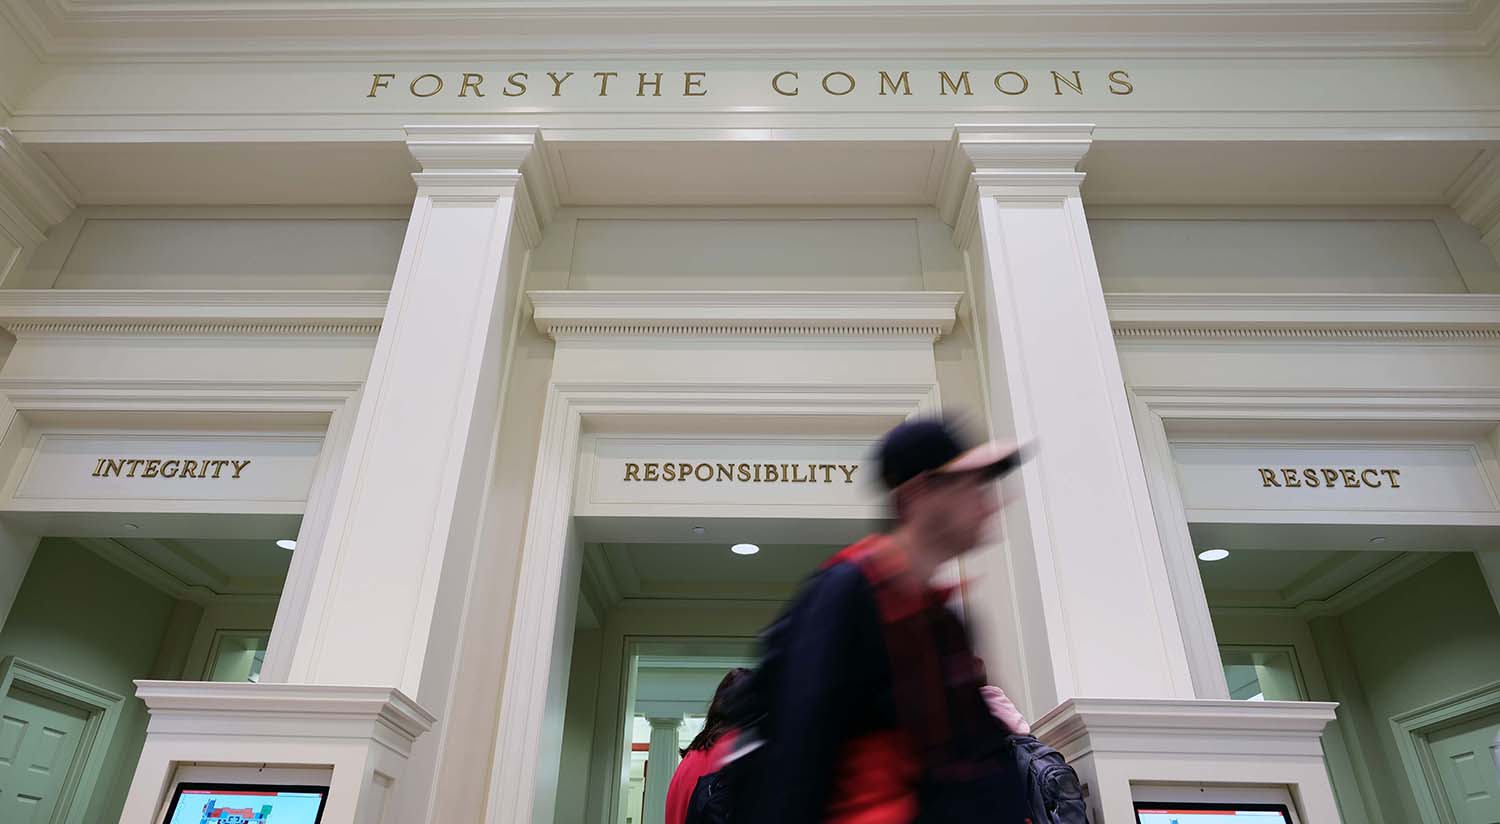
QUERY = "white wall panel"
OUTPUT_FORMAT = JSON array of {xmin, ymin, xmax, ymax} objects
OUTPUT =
[
  {"xmin": 37, "ymin": 211, "xmax": 405, "ymax": 290},
  {"xmin": 1090, "ymin": 217, "xmax": 1470, "ymax": 293},
  {"xmin": 567, "ymin": 217, "xmax": 924, "ymax": 291}
]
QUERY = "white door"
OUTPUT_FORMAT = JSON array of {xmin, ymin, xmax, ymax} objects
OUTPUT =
[
  {"xmin": 0, "ymin": 684, "xmax": 91, "ymax": 824},
  {"xmin": 1429, "ymin": 712, "xmax": 1500, "ymax": 824}
]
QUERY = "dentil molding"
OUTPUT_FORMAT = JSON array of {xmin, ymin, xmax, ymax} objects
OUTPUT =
[
  {"xmin": 1107, "ymin": 293, "xmax": 1500, "ymax": 342},
  {"xmin": 528, "ymin": 290, "xmax": 962, "ymax": 341},
  {"xmin": 0, "ymin": 289, "xmax": 389, "ymax": 337}
]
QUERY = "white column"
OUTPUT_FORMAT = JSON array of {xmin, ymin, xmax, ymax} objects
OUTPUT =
[
  {"xmin": 643, "ymin": 716, "xmax": 682, "ymax": 824},
  {"xmin": 942, "ymin": 125, "xmax": 1194, "ymax": 711},
  {"xmin": 275, "ymin": 125, "xmax": 552, "ymax": 820}
]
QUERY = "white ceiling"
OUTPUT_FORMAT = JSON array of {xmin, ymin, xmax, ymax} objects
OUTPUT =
[
  {"xmin": 596, "ymin": 540, "xmax": 836, "ymax": 602},
  {"xmin": 56, "ymin": 533, "xmax": 293, "ymax": 599},
  {"xmin": 4, "ymin": 0, "xmax": 1496, "ymax": 59},
  {"xmin": 25, "ymin": 137, "xmax": 1497, "ymax": 209}
]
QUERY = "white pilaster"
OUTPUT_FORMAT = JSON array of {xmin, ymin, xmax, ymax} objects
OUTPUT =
[
  {"xmin": 274, "ymin": 125, "xmax": 551, "ymax": 822},
  {"xmin": 942, "ymin": 124, "xmax": 1194, "ymax": 710},
  {"xmin": 643, "ymin": 716, "xmax": 682, "ymax": 824}
]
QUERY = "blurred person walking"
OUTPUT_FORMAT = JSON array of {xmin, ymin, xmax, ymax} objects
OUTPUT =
[{"xmin": 741, "ymin": 417, "xmax": 1032, "ymax": 824}]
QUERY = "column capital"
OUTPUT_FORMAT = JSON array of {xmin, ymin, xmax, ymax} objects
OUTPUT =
[
  {"xmin": 647, "ymin": 715, "xmax": 684, "ymax": 729},
  {"xmin": 403, "ymin": 124, "xmax": 557, "ymax": 247},
  {"xmin": 937, "ymin": 123, "xmax": 1094, "ymax": 247},
  {"xmin": 0, "ymin": 128, "xmax": 74, "ymax": 248}
]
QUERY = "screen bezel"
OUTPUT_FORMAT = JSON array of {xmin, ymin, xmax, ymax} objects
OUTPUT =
[
  {"xmin": 1134, "ymin": 801, "xmax": 1295, "ymax": 823},
  {"xmin": 163, "ymin": 782, "xmax": 329, "ymax": 824}
]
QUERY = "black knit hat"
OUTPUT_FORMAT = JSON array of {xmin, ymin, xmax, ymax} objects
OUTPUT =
[{"xmin": 875, "ymin": 418, "xmax": 1022, "ymax": 491}]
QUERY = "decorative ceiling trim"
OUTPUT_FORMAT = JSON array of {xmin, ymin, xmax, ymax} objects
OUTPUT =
[
  {"xmin": 1108, "ymin": 293, "xmax": 1500, "ymax": 342},
  {"xmin": 529, "ymin": 290, "xmax": 962, "ymax": 341},
  {"xmin": 6, "ymin": 0, "xmax": 1498, "ymax": 60},
  {"xmin": 1206, "ymin": 551, "xmax": 1446, "ymax": 618},
  {"xmin": 0, "ymin": 128, "xmax": 74, "ymax": 247},
  {"xmin": 1454, "ymin": 149, "xmax": 1500, "ymax": 256},
  {"xmin": 0, "ymin": 289, "xmax": 389, "ymax": 337}
]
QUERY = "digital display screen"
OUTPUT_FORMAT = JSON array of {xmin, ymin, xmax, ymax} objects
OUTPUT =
[
  {"xmin": 164, "ymin": 783, "xmax": 328, "ymax": 824},
  {"xmin": 1135, "ymin": 802, "xmax": 1294, "ymax": 824}
]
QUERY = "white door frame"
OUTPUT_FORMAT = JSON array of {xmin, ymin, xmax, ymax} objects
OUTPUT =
[
  {"xmin": 482, "ymin": 380, "xmax": 938, "ymax": 824},
  {"xmin": 1390, "ymin": 679, "xmax": 1500, "ymax": 824}
]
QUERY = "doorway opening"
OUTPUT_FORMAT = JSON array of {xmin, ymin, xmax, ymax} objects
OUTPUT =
[
  {"xmin": 1195, "ymin": 524, "xmax": 1500, "ymax": 824},
  {"xmin": 0, "ymin": 514, "xmax": 302, "ymax": 823},
  {"xmin": 555, "ymin": 524, "xmax": 865, "ymax": 824}
]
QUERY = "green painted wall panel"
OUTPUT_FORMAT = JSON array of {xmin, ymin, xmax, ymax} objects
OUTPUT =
[
  {"xmin": 0, "ymin": 538, "xmax": 175, "ymax": 824},
  {"xmin": 1341, "ymin": 554, "xmax": 1500, "ymax": 824}
]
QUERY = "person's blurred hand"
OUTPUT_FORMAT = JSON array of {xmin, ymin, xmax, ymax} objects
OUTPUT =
[{"xmin": 981, "ymin": 685, "xmax": 1030, "ymax": 735}]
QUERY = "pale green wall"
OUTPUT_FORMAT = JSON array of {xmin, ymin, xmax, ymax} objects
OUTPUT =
[
  {"xmin": 1339, "ymin": 553, "xmax": 1500, "ymax": 824},
  {"xmin": 0, "ymin": 538, "xmax": 177, "ymax": 824}
]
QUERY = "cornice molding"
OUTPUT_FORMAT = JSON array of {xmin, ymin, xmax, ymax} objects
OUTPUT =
[
  {"xmin": 405, "ymin": 124, "xmax": 555, "ymax": 247},
  {"xmin": 1035, "ymin": 696, "xmax": 1337, "ymax": 756},
  {"xmin": 528, "ymin": 290, "xmax": 962, "ymax": 341},
  {"xmin": 133, "ymin": 680, "xmax": 435, "ymax": 742},
  {"xmin": 1108, "ymin": 293, "xmax": 1500, "ymax": 342},
  {"xmin": 0, "ymin": 289, "xmax": 388, "ymax": 337},
  {"xmin": 1454, "ymin": 148, "xmax": 1500, "ymax": 255},
  {"xmin": 938, "ymin": 124, "xmax": 1093, "ymax": 233},
  {"xmin": 0, "ymin": 128, "xmax": 73, "ymax": 247},
  {"xmin": 6, "ymin": 0, "xmax": 1499, "ymax": 61}
]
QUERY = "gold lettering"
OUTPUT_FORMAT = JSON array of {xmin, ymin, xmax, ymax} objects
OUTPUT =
[
  {"xmin": 695, "ymin": 463, "xmax": 714, "ymax": 482},
  {"xmin": 161, "ymin": 460, "xmax": 181, "ymax": 478},
  {"xmin": 1303, "ymin": 468, "xmax": 1320, "ymax": 487},
  {"xmin": 1340, "ymin": 469, "xmax": 1360, "ymax": 488},
  {"xmin": 717, "ymin": 463, "xmax": 733, "ymax": 481},
  {"xmin": 878, "ymin": 71, "xmax": 912, "ymax": 96},
  {"xmin": 683, "ymin": 71, "xmax": 708, "ymax": 97},
  {"xmin": 1051, "ymin": 70, "xmax": 1084, "ymax": 96},
  {"xmin": 838, "ymin": 464, "xmax": 858, "ymax": 484},
  {"xmin": 410, "ymin": 73, "xmax": 444, "ymax": 97},
  {"xmin": 182, "ymin": 459, "xmax": 199, "ymax": 478},
  {"xmin": 105, "ymin": 459, "xmax": 125, "ymax": 478},
  {"xmin": 547, "ymin": 71, "xmax": 574, "ymax": 96},
  {"xmin": 231, "ymin": 459, "xmax": 251, "ymax": 479},
  {"xmin": 459, "ymin": 72, "xmax": 485, "ymax": 97},
  {"xmin": 765, "ymin": 465, "xmax": 779, "ymax": 482},
  {"xmin": 1108, "ymin": 70, "xmax": 1134, "ymax": 96},
  {"xmin": 638, "ymin": 72, "xmax": 663, "ymax": 97},
  {"xmin": 624, "ymin": 463, "xmax": 641, "ymax": 482},
  {"xmin": 142, "ymin": 459, "xmax": 162, "ymax": 479},
  {"xmin": 643, "ymin": 463, "xmax": 660, "ymax": 481},
  {"xmin": 126, "ymin": 458, "xmax": 145, "ymax": 477},
  {"xmin": 1322, "ymin": 469, "xmax": 1340, "ymax": 488},
  {"xmin": 368, "ymin": 73, "xmax": 396, "ymax": 98},
  {"xmin": 1382, "ymin": 468, "xmax": 1401, "ymax": 488},
  {"xmin": 92, "ymin": 458, "xmax": 106, "ymax": 477},
  {"xmin": 663, "ymin": 463, "xmax": 677, "ymax": 481},
  {"xmin": 1281, "ymin": 468, "xmax": 1301, "ymax": 488},
  {"xmin": 1259, "ymin": 468, "xmax": 1280, "ymax": 487},
  {"xmin": 738, "ymin": 464, "xmax": 752, "ymax": 482},
  {"xmin": 994, "ymin": 71, "xmax": 1028, "ymax": 95},
  {"xmin": 679, "ymin": 462, "xmax": 694, "ymax": 482},
  {"xmin": 821, "ymin": 464, "xmax": 835, "ymax": 483},
  {"xmin": 939, "ymin": 71, "xmax": 972, "ymax": 96},
  {"xmin": 594, "ymin": 71, "xmax": 618, "ymax": 95},
  {"xmin": 1361, "ymin": 469, "xmax": 1381, "ymax": 487},
  {"xmin": 771, "ymin": 70, "xmax": 798, "ymax": 96},
  {"xmin": 821, "ymin": 71, "xmax": 855, "ymax": 96},
  {"xmin": 504, "ymin": 72, "xmax": 528, "ymax": 97},
  {"xmin": 210, "ymin": 460, "xmax": 227, "ymax": 479}
]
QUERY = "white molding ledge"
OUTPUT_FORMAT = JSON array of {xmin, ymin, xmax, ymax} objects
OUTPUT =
[
  {"xmin": 1108, "ymin": 293, "xmax": 1500, "ymax": 341},
  {"xmin": 134, "ymin": 680, "xmax": 434, "ymax": 744},
  {"xmin": 529, "ymin": 290, "xmax": 962, "ymax": 341},
  {"xmin": 0, "ymin": 290, "xmax": 389, "ymax": 337},
  {"xmin": 1037, "ymin": 696, "xmax": 1338, "ymax": 758}
]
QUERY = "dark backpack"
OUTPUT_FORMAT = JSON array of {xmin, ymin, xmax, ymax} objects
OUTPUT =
[
  {"xmin": 1006, "ymin": 734, "xmax": 1089, "ymax": 824},
  {"xmin": 682, "ymin": 732, "xmax": 762, "ymax": 824}
]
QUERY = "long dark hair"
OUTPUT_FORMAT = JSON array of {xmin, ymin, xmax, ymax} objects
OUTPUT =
[{"xmin": 682, "ymin": 667, "xmax": 752, "ymax": 755}]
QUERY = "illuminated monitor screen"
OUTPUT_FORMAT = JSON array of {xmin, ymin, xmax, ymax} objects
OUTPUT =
[
  {"xmin": 1135, "ymin": 802, "xmax": 1294, "ymax": 824},
  {"xmin": 163, "ymin": 783, "xmax": 328, "ymax": 824}
]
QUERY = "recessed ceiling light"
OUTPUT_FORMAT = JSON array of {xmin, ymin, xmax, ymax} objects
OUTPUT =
[
  {"xmin": 123, "ymin": 523, "xmax": 139, "ymax": 530},
  {"xmin": 1369, "ymin": 536, "xmax": 1387, "ymax": 544},
  {"xmin": 1197, "ymin": 548, "xmax": 1230, "ymax": 562},
  {"xmin": 692, "ymin": 526, "xmax": 706, "ymax": 535},
  {"xmin": 276, "ymin": 539, "xmax": 297, "ymax": 551},
  {"xmin": 731, "ymin": 543, "xmax": 760, "ymax": 556}
]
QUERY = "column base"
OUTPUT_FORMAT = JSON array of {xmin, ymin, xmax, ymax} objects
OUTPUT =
[
  {"xmin": 119, "ymin": 681, "xmax": 434, "ymax": 824},
  {"xmin": 1034, "ymin": 698, "xmax": 1340, "ymax": 823}
]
